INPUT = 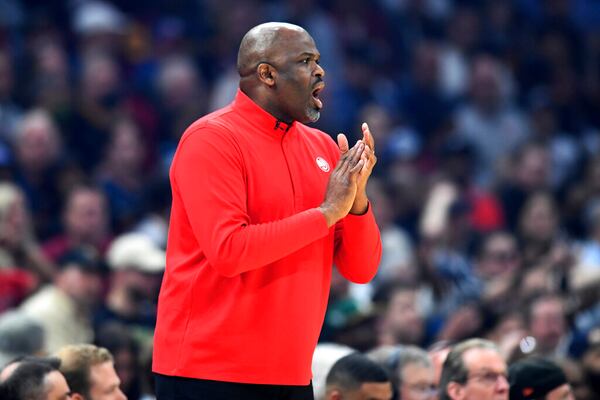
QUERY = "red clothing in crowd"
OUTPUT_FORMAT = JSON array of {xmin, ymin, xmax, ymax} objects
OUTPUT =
[{"xmin": 152, "ymin": 90, "xmax": 382, "ymax": 385}]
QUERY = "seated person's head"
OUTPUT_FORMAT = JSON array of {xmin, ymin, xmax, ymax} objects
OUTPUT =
[
  {"xmin": 325, "ymin": 352, "xmax": 393, "ymax": 400},
  {"xmin": 439, "ymin": 338, "xmax": 508, "ymax": 400},
  {"xmin": 388, "ymin": 346, "xmax": 437, "ymax": 400},
  {"xmin": 55, "ymin": 344, "xmax": 125, "ymax": 400},
  {"xmin": 509, "ymin": 357, "xmax": 574, "ymax": 400},
  {"xmin": 1, "ymin": 357, "xmax": 71, "ymax": 400}
]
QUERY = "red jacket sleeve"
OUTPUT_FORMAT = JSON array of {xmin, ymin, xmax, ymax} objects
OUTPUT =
[
  {"xmin": 334, "ymin": 203, "xmax": 382, "ymax": 284},
  {"xmin": 171, "ymin": 125, "xmax": 330, "ymax": 277}
]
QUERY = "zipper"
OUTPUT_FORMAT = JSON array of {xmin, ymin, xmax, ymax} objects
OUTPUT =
[{"xmin": 280, "ymin": 131, "xmax": 296, "ymax": 211}]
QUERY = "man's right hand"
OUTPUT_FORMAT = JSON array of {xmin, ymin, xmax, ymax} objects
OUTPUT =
[{"xmin": 319, "ymin": 138, "xmax": 365, "ymax": 227}]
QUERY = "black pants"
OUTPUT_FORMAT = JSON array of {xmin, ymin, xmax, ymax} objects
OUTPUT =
[{"xmin": 154, "ymin": 373, "xmax": 314, "ymax": 400}]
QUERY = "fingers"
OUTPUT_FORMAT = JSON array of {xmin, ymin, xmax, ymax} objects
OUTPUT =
[
  {"xmin": 361, "ymin": 122, "xmax": 375, "ymax": 153},
  {"xmin": 341, "ymin": 141, "xmax": 364, "ymax": 174},
  {"xmin": 349, "ymin": 141, "xmax": 363, "ymax": 165},
  {"xmin": 346, "ymin": 142, "xmax": 365, "ymax": 181},
  {"xmin": 335, "ymin": 140, "xmax": 363, "ymax": 173},
  {"xmin": 350, "ymin": 158, "xmax": 365, "ymax": 179},
  {"xmin": 337, "ymin": 133, "xmax": 349, "ymax": 154},
  {"xmin": 355, "ymin": 139, "xmax": 376, "ymax": 174}
]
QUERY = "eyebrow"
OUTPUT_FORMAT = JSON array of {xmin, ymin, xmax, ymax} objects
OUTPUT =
[
  {"xmin": 298, "ymin": 52, "xmax": 320, "ymax": 58},
  {"xmin": 472, "ymin": 368, "xmax": 507, "ymax": 374}
]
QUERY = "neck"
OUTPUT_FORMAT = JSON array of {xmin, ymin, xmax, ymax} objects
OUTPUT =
[{"xmin": 240, "ymin": 85, "xmax": 293, "ymax": 124}]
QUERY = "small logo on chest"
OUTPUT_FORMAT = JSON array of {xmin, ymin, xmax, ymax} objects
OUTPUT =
[{"xmin": 315, "ymin": 157, "xmax": 330, "ymax": 172}]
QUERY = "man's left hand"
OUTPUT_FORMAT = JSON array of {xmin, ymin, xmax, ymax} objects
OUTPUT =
[{"xmin": 338, "ymin": 122, "xmax": 377, "ymax": 215}]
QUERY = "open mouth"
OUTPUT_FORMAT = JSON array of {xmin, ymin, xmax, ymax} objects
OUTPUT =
[{"xmin": 312, "ymin": 83, "xmax": 324, "ymax": 109}]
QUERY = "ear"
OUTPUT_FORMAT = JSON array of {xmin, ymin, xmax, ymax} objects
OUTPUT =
[
  {"xmin": 70, "ymin": 393, "xmax": 85, "ymax": 400},
  {"xmin": 257, "ymin": 63, "xmax": 276, "ymax": 87},
  {"xmin": 446, "ymin": 381, "xmax": 464, "ymax": 400},
  {"xmin": 326, "ymin": 388, "xmax": 343, "ymax": 400}
]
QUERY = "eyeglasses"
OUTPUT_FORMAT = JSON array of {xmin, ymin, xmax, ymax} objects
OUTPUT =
[
  {"xmin": 467, "ymin": 371, "xmax": 508, "ymax": 386},
  {"xmin": 406, "ymin": 383, "xmax": 438, "ymax": 397}
]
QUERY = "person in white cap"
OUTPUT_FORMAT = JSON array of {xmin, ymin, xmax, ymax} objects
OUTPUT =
[{"xmin": 94, "ymin": 233, "xmax": 165, "ymax": 351}]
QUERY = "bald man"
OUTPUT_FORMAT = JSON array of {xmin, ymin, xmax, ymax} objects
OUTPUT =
[{"xmin": 152, "ymin": 22, "xmax": 382, "ymax": 400}]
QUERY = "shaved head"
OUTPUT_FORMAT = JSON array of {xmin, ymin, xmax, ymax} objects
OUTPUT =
[
  {"xmin": 235, "ymin": 22, "xmax": 324, "ymax": 124},
  {"xmin": 237, "ymin": 22, "xmax": 308, "ymax": 77}
]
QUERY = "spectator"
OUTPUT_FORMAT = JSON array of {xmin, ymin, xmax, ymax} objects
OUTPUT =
[
  {"xmin": 417, "ymin": 181, "xmax": 481, "ymax": 323},
  {"xmin": 508, "ymin": 357, "xmax": 574, "ymax": 400},
  {"xmin": 0, "ymin": 266, "xmax": 37, "ymax": 313},
  {"xmin": 439, "ymin": 6, "xmax": 482, "ymax": 99},
  {"xmin": 497, "ymin": 141, "xmax": 551, "ymax": 231},
  {"xmin": 95, "ymin": 232, "xmax": 164, "ymax": 352},
  {"xmin": 12, "ymin": 108, "xmax": 64, "ymax": 240},
  {"xmin": 399, "ymin": 40, "xmax": 452, "ymax": 145},
  {"xmin": 378, "ymin": 285, "xmax": 425, "ymax": 347},
  {"xmin": 0, "ymin": 49, "xmax": 22, "ymax": 145},
  {"xmin": 96, "ymin": 118, "xmax": 149, "ymax": 233},
  {"xmin": 474, "ymin": 231, "xmax": 521, "ymax": 314},
  {"xmin": 439, "ymin": 338, "xmax": 509, "ymax": 400},
  {"xmin": 1, "ymin": 356, "xmax": 61, "ymax": 383},
  {"xmin": 155, "ymin": 55, "xmax": 206, "ymax": 146},
  {"xmin": 28, "ymin": 37, "xmax": 72, "ymax": 128},
  {"xmin": 95, "ymin": 323, "xmax": 142, "ymax": 400},
  {"xmin": 312, "ymin": 343, "xmax": 355, "ymax": 400},
  {"xmin": 528, "ymin": 95, "xmax": 582, "ymax": 191},
  {"xmin": 43, "ymin": 186, "xmax": 112, "ymax": 263},
  {"xmin": 525, "ymin": 294, "xmax": 570, "ymax": 357},
  {"xmin": 1, "ymin": 357, "xmax": 71, "ymax": 400},
  {"xmin": 0, "ymin": 182, "xmax": 55, "ymax": 282},
  {"xmin": 436, "ymin": 138, "xmax": 504, "ymax": 233},
  {"xmin": 428, "ymin": 341, "xmax": 452, "ymax": 387},
  {"xmin": 517, "ymin": 192, "xmax": 569, "ymax": 271},
  {"xmin": 367, "ymin": 178, "xmax": 415, "ymax": 287},
  {"xmin": 68, "ymin": 51, "xmax": 124, "ymax": 172},
  {"xmin": 454, "ymin": 54, "xmax": 528, "ymax": 187},
  {"xmin": 325, "ymin": 353, "xmax": 393, "ymax": 400},
  {"xmin": 0, "ymin": 311, "xmax": 45, "ymax": 369},
  {"xmin": 388, "ymin": 345, "xmax": 437, "ymax": 400},
  {"xmin": 56, "ymin": 344, "xmax": 126, "ymax": 400},
  {"xmin": 20, "ymin": 249, "xmax": 104, "ymax": 353}
]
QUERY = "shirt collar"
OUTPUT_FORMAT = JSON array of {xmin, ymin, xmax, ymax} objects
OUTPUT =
[{"xmin": 232, "ymin": 89, "xmax": 295, "ymax": 135}]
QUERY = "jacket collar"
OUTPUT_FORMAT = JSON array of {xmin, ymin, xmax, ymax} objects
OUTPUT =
[{"xmin": 232, "ymin": 89, "xmax": 295, "ymax": 135}]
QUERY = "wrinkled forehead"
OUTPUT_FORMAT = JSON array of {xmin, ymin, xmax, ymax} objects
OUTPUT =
[
  {"xmin": 270, "ymin": 28, "xmax": 318, "ymax": 60},
  {"xmin": 463, "ymin": 348, "xmax": 505, "ymax": 372}
]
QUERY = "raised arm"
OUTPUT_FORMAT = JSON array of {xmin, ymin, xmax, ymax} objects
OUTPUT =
[{"xmin": 172, "ymin": 126, "xmax": 366, "ymax": 277}]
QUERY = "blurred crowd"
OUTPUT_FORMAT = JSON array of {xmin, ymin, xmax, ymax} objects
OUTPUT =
[{"xmin": 0, "ymin": 0, "xmax": 599, "ymax": 399}]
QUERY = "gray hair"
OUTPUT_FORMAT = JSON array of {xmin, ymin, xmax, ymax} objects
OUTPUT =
[
  {"xmin": 367, "ymin": 345, "xmax": 433, "ymax": 390},
  {"xmin": 0, "ymin": 311, "xmax": 45, "ymax": 368},
  {"xmin": 394, "ymin": 346, "xmax": 432, "ymax": 384},
  {"xmin": 439, "ymin": 338, "xmax": 500, "ymax": 400}
]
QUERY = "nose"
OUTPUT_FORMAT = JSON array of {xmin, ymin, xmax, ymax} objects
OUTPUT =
[
  {"xmin": 496, "ymin": 374, "xmax": 509, "ymax": 393},
  {"xmin": 315, "ymin": 62, "xmax": 325, "ymax": 78}
]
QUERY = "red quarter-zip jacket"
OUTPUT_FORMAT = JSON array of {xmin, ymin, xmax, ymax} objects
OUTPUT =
[{"xmin": 152, "ymin": 89, "xmax": 382, "ymax": 385}]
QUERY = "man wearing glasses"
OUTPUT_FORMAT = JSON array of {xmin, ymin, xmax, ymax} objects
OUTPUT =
[
  {"xmin": 439, "ymin": 338, "xmax": 509, "ymax": 400},
  {"xmin": 385, "ymin": 346, "xmax": 437, "ymax": 400}
]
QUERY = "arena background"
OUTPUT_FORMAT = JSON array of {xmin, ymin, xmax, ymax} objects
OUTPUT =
[{"xmin": 0, "ymin": 0, "xmax": 599, "ymax": 399}]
